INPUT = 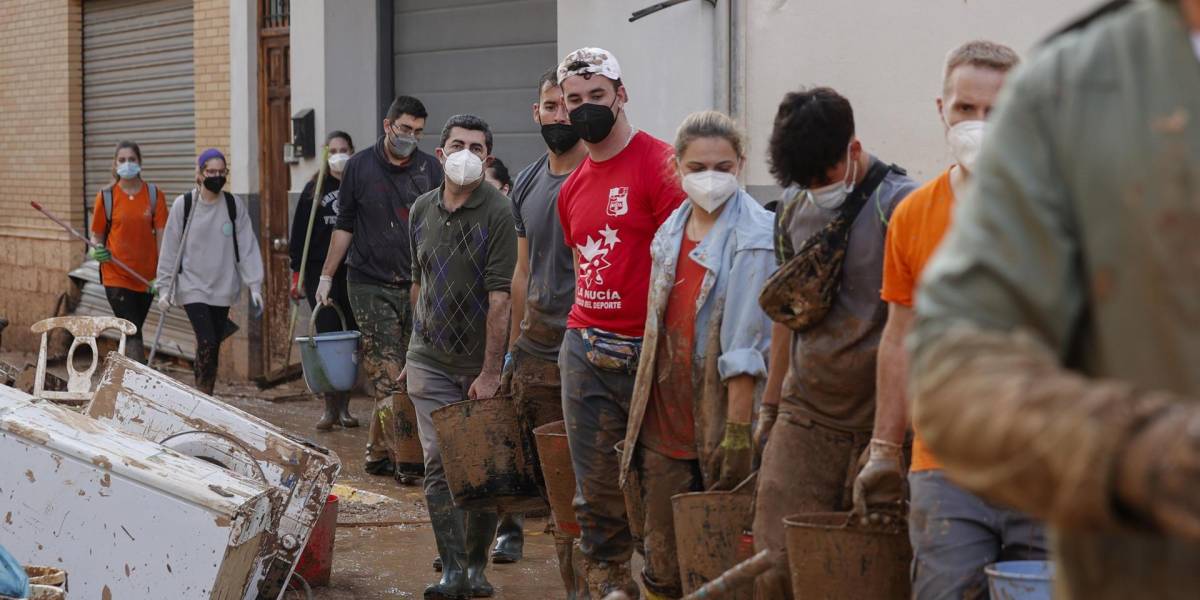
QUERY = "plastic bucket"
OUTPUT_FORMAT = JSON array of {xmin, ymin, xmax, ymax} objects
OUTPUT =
[
  {"xmin": 295, "ymin": 494, "xmax": 338, "ymax": 587},
  {"xmin": 391, "ymin": 390, "xmax": 424, "ymax": 467},
  {"xmin": 612, "ymin": 440, "xmax": 645, "ymax": 545},
  {"xmin": 533, "ymin": 420, "xmax": 580, "ymax": 537},
  {"xmin": 671, "ymin": 473, "xmax": 757, "ymax": 598},
  {"xmin": 985, "ymin": 560, "xmax": 1053, "ymax": 600},
  {"xmin": 296, "ymin": 304, "xmax": 361, "ymax": 394},
  {"xmin": 784, "ymin": 512, "xmax": 911, "ymax": 600},
  {"xmin": 432, "ymin": 396, "xmax": 544, "ymax": 513}
]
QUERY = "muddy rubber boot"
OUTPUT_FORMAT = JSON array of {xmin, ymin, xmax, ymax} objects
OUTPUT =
[
  {"xmin": 125, "ymin": 338, "xmax": 146, "ymax": 364},
  {"xmin": 315, "ymin": 396, "xmax": 338, "ymax": 431},
  {"xmin": 583, "ymin": 557, "xmax": 638, "ymax": 600},
  {"xmin": 491, "ymin": 513, "xmax": 524, "ymax": 563},
  {"xmin": 335, "ymin": 394, "xmax": 359, "ymax": 428},
  {"xmin": 466, "ymin": 510, "xmax": 500, "ymax": 597},
  {"xmin": 425, "ymin": 491, "xmax": 470, "ymax": 600},
  {"xmin": 196, "ymin": 375, "xmax": 216, "ymax": 397},
  {"xmin": 433, "ymin": 555, "xmax": 442, "ymax": 572},
  {"xmin": 554, "ymin": 531, "xmax": 580, "ymax": 600}
]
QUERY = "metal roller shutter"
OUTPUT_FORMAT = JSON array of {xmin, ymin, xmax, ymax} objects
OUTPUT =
[
  {"xmin": 83, "ymin": 0, "xmax": 195, "ymax": 213},
  {"xmin": 74, "ymin": 0, "xmax": 196, "ymax": 361},
  {"xmin": 394, "ymin": 0, "xmax": 557, "ymax": 171}
]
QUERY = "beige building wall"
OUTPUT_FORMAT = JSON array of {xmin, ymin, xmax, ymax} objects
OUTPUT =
[
  {"xmin": 0, "ymin": 0, "xmax": 84, "ymax": 351},
  {"xmin": 741, "ymin": 0, "xmax": 1096, "ymax": 190}
]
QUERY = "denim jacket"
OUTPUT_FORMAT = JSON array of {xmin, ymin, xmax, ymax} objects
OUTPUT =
[{"xmin": 620, "ymin": 188, "xmax": 776, "ymax": 487}]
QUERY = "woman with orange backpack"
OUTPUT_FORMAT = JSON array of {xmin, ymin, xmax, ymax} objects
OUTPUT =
[{"xmin": 88, "ymin": 140, "xmax": 168, "ymax": 363}]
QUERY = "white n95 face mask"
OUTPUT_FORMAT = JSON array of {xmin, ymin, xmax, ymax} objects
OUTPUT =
[
  {"xmin": 445, "ymin": 149, "xmax": 484, "ymax": 186},
  {"xmin": 682, "ymin": 170, "xmax": 739, "ymax": 213},
  {"xmin": 805, "ymin": 146, "xmax": 857, "ymax": 210},
  {"xmin": 947, "ymin": 120, "xmax": 986, "ymax": 173},
  {"xmin": 327, "ymin": 153, "xmax": 350, "ymax": 174}
]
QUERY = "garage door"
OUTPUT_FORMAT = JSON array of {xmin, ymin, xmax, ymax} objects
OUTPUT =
[
  {"xmin": 83, "ymin": 0, "xmax": 195, "ymax": 213},
  {"xmin": 394, "ymin": 0, "xmax": 557, "ymax": 172},
  {"xmin": 74, "ymin": 0, "xmax": 196, "ymax": 360}
]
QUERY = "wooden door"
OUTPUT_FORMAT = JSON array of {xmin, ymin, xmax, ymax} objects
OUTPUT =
[{"xmin": 257, "ymin": 0, "xmax": 292, "ymax": 377}]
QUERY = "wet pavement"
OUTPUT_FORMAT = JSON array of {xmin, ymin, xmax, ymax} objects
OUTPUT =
[{"xmin": 220, "ymin": 389, "xmax": 570, "ymax": 599}]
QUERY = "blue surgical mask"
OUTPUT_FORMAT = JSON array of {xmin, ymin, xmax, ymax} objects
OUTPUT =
[{"xmin": 116, "ymin": 161, "xmax": 141, "ymax": 179}]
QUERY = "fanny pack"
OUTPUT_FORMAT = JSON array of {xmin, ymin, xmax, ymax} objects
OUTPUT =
[
  {"xmin": 759, "ymin": 161, "xmax": 899, "ymax": 332},
  {"xmin": 580, "ymin": 327, "xmax": 642, "ymax": 374}
]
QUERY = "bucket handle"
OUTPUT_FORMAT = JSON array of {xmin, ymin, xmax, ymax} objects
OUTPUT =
[
  {"xmin": 731, "ymin": 471, "xmax": 758, "ymax": 495},
  {"xmin": 307, "ymin": 303, "xmax": 349, "ymax": 346}
]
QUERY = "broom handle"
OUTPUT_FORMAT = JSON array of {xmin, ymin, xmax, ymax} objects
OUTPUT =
[
  {"xmin": 148, "ymin": 189, "xmax": 199, "ymax": 363},
  {"xmin": 282, "ymin": 146, "xmax": 331, "ymax": 364},
  {"xmin": 30, "ymin": 201, "xmax": 152, "ymax": 288}
]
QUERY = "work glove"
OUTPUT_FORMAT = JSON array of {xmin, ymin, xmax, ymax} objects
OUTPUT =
[
  {"xmin": 89, "ymin": 245, "xmax": 111, "ymax": 263},
  {"xmin": 711, "ymin": 421, "xmax": 754, "ymax": 491},
  {"xmin": 157, "ymin": 294, "xmax": 171, "ymax": 312},
  {"xmin": 290, "ymin": 272, "xmax": 305, "ymax": 301},
  {"xmin": 147, "ymin": 278, "xmax": 157, "ymax": 297},
  {"xmin": 754, "ymin": 403, "xmax": 778, "ymax": 456},
  {"xmin": 852, "ymin": 438, "xmax": 907, "ymax": 518},
  {"xmin": 315, "ymin": 275, "xmax": 333, "ymax": 305},
  {"xmin": 250, "ymin": 290, "xmax": 264, "ymax": 319},
  {"xmin": 500, "ymin": 351, "xmax": 515, "ymax": 393},
  {"xmin": 1116, "ymin": 403, "xmax": 1200, "ymax": 538}
]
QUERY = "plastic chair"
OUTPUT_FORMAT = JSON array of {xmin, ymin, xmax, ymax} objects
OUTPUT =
[{"xmin": 30, "ymin": 316, "xmax": 136, "ymax": 406}]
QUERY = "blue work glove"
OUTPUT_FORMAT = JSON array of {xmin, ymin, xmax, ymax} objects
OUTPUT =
[{"xmin": 89, "ymin": 245, "xmax": 111, "ymax": 263}]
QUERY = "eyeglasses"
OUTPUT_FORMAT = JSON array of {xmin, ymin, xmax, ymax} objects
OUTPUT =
[{"xmin": 202, "ymin": 168, "xmax": 229, "ymax": 177}]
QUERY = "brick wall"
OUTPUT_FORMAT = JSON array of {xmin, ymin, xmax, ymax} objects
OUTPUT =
[{"xmin": 0, "ymin": 0, "xmax": 84, "ymax": 351}]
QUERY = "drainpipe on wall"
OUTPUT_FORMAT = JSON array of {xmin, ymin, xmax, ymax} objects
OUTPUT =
[
  {"xmin": 715, "ymin": 0, "xmax": 731, "ymax": 115},
  {"xmin": 729, "ymin": 0, "xmax": 746, "ymax": 129}
]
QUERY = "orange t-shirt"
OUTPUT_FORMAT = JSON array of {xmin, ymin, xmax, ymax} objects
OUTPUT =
[
  {"xmin": 90, "ymin": 183, "xmax": 169, "ymax": 293},
  {"xmin": 881, "ymin": 168, "xmax": 954, "ymax": 472},
  {"xmin": 641, "ymin": 236, "xmax": 705, "ymax": 460}
]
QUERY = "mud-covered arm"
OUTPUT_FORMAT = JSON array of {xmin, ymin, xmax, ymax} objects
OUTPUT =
[{"xmin": 911, "ymin": 59, "xmax": 1162, "ymax": 530}]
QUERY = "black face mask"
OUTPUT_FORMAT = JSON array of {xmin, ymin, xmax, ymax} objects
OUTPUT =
[
  {"xmin": 203, "ymin": 175, "xmax": 226, "ymax": 193},
  {"xmin": 569, "ymin": 98, "xmax": 619, "ymax": 144},
  {"xmin": 540, "ymin": 123, "xmax": 580, "ymax": 155}
]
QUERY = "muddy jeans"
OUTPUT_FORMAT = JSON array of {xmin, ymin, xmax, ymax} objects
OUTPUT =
[
  {"xmin": 511, "ymin": 346, "xmax": 564, "ymax": 491},
  {"xmin": 637, "ymin": 447, "xmax": 703, "ymax": 598},
  {"xmin": 347, "ymin": 280, "xmax": 412, "ymax": 463},
  {"xmin": 753, "ymin": 410, "xmax": 872, "ymax": 600},
  {"xmin": 406, "ymin": 360, "xmax": 474, "ymax": 498},
  {"xmin": 183, "ymin": 303, "xmax": 230, "ymax": 395},
  {"xmin": 560, "ymin": 328, "xmax": 637, "ymax": 563},
  {"xmin": 909, "ymin": 470, "xmax": 1048, "ymax": 600}
]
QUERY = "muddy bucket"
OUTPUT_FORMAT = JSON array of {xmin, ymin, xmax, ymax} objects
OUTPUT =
[
  {"xmin": 391, "ymin": 390, "xmax": 424, "ymax": 466},
  {"xmin": 433, "ymin": 395, "xmax": 544, "ymax": 513},
  {"xmin": 296, "ymin": 304, "xmax": 361, "ymax": 394},
  {"xmin": 672, "ymin": 473, "xmax": 757, "ymax": 598},
  {"xmin": 612, "ymin": 440, "xmax": 645, "ymax": 545},
  {"xmin": 533, "ymin": 420, "xmax": 580, "ymax": 537},
  {"xmin": 295, "ymin": 494, "xmax": 338, "ymax": 587},
  {"xmin": 784, "ymin": 512, "xmax": 911, "ymax": 600},
  {"xmin": 986, "ymin": 560, "xmax": 1053, "ymax": 600}
]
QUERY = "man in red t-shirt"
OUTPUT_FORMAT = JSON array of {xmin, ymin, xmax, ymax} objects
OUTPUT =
[{"xmin": 555, "ymin": 47, "xmax": 686, "ymax": 599}]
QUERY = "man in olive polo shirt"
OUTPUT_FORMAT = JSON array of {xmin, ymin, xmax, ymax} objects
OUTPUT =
[{"xmin": 405, "ymin": 114, "xmax": 517, "ymax": 599}]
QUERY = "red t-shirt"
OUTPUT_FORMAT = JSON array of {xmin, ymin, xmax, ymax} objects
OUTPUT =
[
  {"xmin": 641, "ymin": 236, "xmax": 704, "ymax": 459},
  {"xmin": 558, "ymin": 131, "xmax": 686, "ymax": 336}
]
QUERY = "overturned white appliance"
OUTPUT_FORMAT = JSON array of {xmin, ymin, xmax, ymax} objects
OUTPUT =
[
  {"xmin": 86, "ymin": 354, "xmax": 341, "ymax": 599},
  {"xmin": 0, "ymin": 387, "xmax": 281, "ymax": 599}
]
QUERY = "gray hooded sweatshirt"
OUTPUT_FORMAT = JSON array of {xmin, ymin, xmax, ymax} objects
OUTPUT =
[{"xmin": 155, "ymin": 189, "xmax": 264, "ymax": 307}]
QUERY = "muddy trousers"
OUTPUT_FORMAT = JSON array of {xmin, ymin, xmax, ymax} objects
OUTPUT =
[
  {"xmin": 636, "ymin": 447, "xmax": 703, "ymax": 599},
  {"xmin": 104, "ymin": 286, "xmax": 152, "ymax": 363},
  {"xmin": 909, "ymin": 470, "xmax": 1048, "ymax": 600},
  {"xmin": 347, "ymin": 280, "xmax": 412, "ymax": 464},
  {"xmin": 183, "ymin": 303, "xmax": 230, "ymax": 395},
  {"xmin": 560, "ymin": 328, "xmax": 637, "ymax": 564},
  {"xmin": 753, "ymin": 411, "xmax": 871, "ymax": 600}
]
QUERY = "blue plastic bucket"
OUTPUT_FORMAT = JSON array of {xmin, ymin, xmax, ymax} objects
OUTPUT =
[
  {"xmin": 296, "ymin": 304, "xmax": 361, "ymax": 394},
  {"xmin": 985, "ymin": 560, "xmax": 1053, "ymax": 600}
]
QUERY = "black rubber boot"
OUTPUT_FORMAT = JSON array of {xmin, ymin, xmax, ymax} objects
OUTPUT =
[
  {"xmin": 316, "ymin": 396, "xmax": 338, "ymax": 431},
  {"xmin": 425, "ymin": 491, "xmax": 470, "ymax": 600},
  {"xmin": 433, "ymin": 555, "xmax": 442, "ymax": 572},
  {"xmin": 364, "ymin": 457, "xmax": 395, "ymax": 476},
  {"xmin": 491, "ymin": 513, "xmax": 524, "ymax": 564},
  {"xmin": 466, "ymin": 511, "xmax": 499, "ymax": 597},
  {"xmin": 125, "ymin": 338, "xmax": 146, "ymax": 364},
  {"xmin": 335, "ymin": 394, "xmax": 359, "ymax": 428}
]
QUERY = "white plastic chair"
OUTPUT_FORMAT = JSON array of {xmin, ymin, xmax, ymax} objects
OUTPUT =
[{"xmin": 31, "ymin": 316, "xmax": 136, "ymax": 406}]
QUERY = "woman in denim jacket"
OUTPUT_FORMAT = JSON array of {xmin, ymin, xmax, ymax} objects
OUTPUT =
[{"xmin": 618, "ymin": 110, "xmax": 775, "ymax": 599}]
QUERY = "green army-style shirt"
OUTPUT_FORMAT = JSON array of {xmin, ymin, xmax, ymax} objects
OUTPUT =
[
  {"xmin": 407, "ymin": 182, "xmax": 517, "ymax": 376},
  {"xmin": 913, "ymin": 1, "xmax": 1200, "ymax": 598}
]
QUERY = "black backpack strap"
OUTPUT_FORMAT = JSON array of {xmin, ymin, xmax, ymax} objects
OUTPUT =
[
  {"xmin": 223, "ymin": 192, "xmax": 240, "ymax": 263},
  {"xmin": 101, "ymin": 185, "xmax": 115, "ymax": 241},
  {"xmin": 835, "ymin": 159, "xmax": 893, "ymax": 228},
  {"xmin": 179, "ymin": 191, "xmax": 193, "ymax": 275}
]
